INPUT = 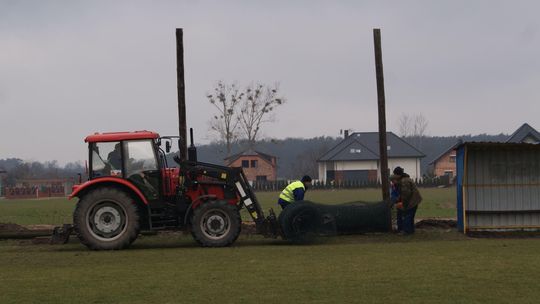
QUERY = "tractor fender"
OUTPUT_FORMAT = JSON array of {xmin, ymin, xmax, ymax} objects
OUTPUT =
[
  {"xmin": 183, "ymin": 194, "xmax": 217, "ymax": 225},
  {"xmin": 69, "ymin": 177, "xmax": 149, "ymax": 205}
]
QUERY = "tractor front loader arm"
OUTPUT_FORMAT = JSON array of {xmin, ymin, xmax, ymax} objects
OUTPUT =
[{"xmin": 231, "ymin": 168, "xmax": 281, "ymax": 238}]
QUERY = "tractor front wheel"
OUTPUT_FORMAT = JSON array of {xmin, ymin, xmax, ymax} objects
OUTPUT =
[
  {"xmin": 73, "ymin": 187, "xmax": 140, "ymax": 250},
  {"xmin": 191, "ymin": 200, "xmax": 241, "ymax": 247}
]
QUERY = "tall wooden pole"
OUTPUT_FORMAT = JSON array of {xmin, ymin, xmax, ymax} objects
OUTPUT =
[
  {"xmin": 176, "ymin": 28, "xmax": 187, "ymax": 161},
  {"xmin": 373, "ymin": 28, "xmax": 390, "ymax": 202}
]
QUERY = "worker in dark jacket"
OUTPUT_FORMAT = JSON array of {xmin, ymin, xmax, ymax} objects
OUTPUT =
[
  {"xmin": 277, "ymin": 175, "xmax": 312, "ymax": 209},
  {"xmin": 392, "ymin": 166, "xmax": 422, "ymax": 234}
]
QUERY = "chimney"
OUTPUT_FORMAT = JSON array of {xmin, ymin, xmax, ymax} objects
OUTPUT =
[{"xmin": 344, "ymin": 130, "xmax": 349, "ymax": 139}]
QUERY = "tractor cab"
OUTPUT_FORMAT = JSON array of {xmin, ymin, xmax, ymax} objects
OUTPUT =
[{"xmin": 85, "ymin": 131, "xmax": 164, "ymax": 202}]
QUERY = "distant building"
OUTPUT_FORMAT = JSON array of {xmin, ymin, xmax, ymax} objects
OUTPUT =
[
  {"xmin": 506, "ymin": 123, "xmax": 540, "ymax": 144},
  {"xmin": 224, "ymin": 149, "xmax": 277, "ymax": 182},
  {"xmin": 317, "ymin": 132, "xmax": 425, "ymax": 183},
  {"xmin": 428, "ymin": 141, "xmax": 461, "ymax": 179},
  {"xmin": 429, "ymin": 123, "xmax": 540, "ymax": 178}
]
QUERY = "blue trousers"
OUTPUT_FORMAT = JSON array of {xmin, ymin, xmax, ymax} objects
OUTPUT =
[
  {"xmin": 397, "ymin": 206, "xmax": 418, "ymax": 234},
  {"xmin": 278, "ymin": 199, "xmax": 291, "ymax": 210}
]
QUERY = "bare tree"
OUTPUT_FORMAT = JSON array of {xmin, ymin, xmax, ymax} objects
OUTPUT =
[
  {"xmin": 397, "ymin": 113, "xmax": 429, "ymax": 149},
  {"xmin": 398, "ymin": 113, "xmax": 412, "ymax": 137},
  {"xmin": 238, "ymin": 83, "xmax": 285, "ymax": 147},
  {"xmin": 412, "ymin": 114, "xmax": 428, "ymax": 138},
  {"xmin": 206, "ymin": 81, "xmax": 243, "ymax": 156}
]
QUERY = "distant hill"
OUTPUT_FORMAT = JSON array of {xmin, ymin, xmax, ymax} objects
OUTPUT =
[{"xmin": 2, "ymin": 133, "xmax": 511, "ymax": 183}]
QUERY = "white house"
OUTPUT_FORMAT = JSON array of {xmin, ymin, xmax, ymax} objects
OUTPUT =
[{"xmin": 317, "ymin": 132, "xmax": 425, "ymax": 183}]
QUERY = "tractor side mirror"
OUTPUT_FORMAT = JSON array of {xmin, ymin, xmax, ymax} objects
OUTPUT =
[{"xmin": 165, "ymin": 141, "xmax": 171, "ymax": 153}]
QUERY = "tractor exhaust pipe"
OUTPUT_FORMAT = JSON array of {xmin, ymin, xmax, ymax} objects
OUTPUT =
[
  {"xmin": 188, "ymin": 128, "xmax": 197, "ymax": 162},
  {"xmin": 176, "ymin": 28, "xmax": 187, "ymax": 161}
]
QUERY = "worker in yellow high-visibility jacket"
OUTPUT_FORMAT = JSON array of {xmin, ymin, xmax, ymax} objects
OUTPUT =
[{"xmin": 277, "ymin": 175, "xmax": 312, "ymax": 209}]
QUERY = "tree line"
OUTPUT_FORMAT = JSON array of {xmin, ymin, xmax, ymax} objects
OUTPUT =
[
  {"xmin": 0, "ymin": 133, "xmax": 510, "ymax": 184},
  {"xmin": 0, "ymin": 158, "xmax": 83, "ymax": 186}
]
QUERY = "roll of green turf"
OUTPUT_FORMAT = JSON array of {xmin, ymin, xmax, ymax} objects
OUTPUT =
[{"xmin": 278, "ymin": 201, "xmax": 391, "ymax": 243}]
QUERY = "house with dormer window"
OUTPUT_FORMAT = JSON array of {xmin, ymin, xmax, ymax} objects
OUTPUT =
[{"xmin": 317, "ymin": 132, "xmax": 424, "ymax": 183}]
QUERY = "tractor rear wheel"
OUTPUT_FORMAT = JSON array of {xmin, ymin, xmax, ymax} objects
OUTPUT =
[
  {"xmin": 73, "ymin": 187, "xmax": 140, "ymax": 250},
  {"xmin": 191, "ymin": 200, "xmax": 241, "ymax": 247}
]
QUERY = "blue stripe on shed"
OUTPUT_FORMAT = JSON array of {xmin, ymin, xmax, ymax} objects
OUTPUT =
[{"xmin": 456, "ymin": 145, "xmax": 465, "ymax": 232}]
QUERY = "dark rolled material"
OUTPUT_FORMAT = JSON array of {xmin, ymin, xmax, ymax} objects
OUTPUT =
[
  {"xmin": 278, "ymin": 202, "xmax": 323, "ymax": 244},
  {"xmin": 278, "ymin": 200, "xmax": 391, "ymax": 243}
]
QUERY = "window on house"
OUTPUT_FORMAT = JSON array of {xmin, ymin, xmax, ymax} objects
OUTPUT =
[
  {"xmin": 256, "ymin": 175, "xmax": 267, "ymax": 181},
  {"xmin": 449, "ymin": 155, "xmax": 456, "ymax": 163},
  {"xmin": 349, "ymin": 149, "xmax": 361, "ymax": 153},
  {"xmin": 242, "ymin": 160, "xmax": 249, "ymax": 168},
  {"xmin": 251, "ymin": 160, "xmax": 258, "ymax": 168}
]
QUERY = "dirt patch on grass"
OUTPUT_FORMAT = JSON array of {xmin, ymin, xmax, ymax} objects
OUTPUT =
[
  {"xmin": 26, "ymin": 224, "xmax": 56, "ymax": 231},
  {"xmin": 0, "ymin": 223, "xmax": 55, "ymax": 233},
  {"xmin": 0, "ymin": 223, "xmax": 29, "ymax": 232},
  {"xmin": 415, "ymin": 218, "xmax": 456, "ymax": 229},
  {"xmin": 241, "ymin": 222, "xmax": 257, "ymax": 234}
]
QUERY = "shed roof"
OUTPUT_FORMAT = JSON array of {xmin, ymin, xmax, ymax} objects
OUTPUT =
[
  {"xmin": 318, "ymin": 132, "xmax": 425, "ymax": 162},
  {"xmin": 506, "ymin": 123, "xmax": 540, "ymax": 143}
]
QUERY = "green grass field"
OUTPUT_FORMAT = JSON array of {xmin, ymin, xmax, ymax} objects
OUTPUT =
[
  {"xmin": 1, "ymin": 188, "xmax": 540, "ymax": 303},
  {"xmin": 1, "ymin": 232, "xmax": 540, "ymax": 303},
  {"xmin": 0, "ymin": 187, "xmax": 457, "ymax": 225}
]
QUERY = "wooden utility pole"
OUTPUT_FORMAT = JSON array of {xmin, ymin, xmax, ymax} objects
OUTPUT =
[
  {"xmin": 373, "ymin": 28, "xmax": 390, "ymax": 202},
  {"xmin": 176, "ymin": 28, "xmax": 187, "ymax": 161}
]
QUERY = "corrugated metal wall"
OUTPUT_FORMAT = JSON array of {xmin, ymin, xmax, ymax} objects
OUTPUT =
[{"xmin": 463, "ymin": 144, "xmax": 540, "ymax": 231}]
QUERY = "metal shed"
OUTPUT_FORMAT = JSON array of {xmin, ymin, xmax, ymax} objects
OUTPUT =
[{"xmin": 456, "ymin": 142, "xmax": 540, "ymax": 233}]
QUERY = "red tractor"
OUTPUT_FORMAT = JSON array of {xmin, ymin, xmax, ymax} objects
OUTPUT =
[{"xmin": 67, "ymin": 129, "xmax": 279, "ymax": 250}]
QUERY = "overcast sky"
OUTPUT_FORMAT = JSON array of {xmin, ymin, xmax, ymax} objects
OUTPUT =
[{"xmin": 1, "ymin": 0, "xmax": 539, "ymax": 164}]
